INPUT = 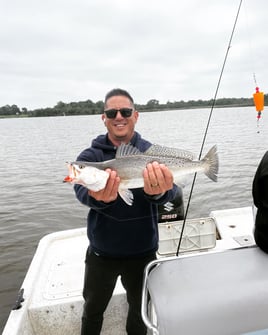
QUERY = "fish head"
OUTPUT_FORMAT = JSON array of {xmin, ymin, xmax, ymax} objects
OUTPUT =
[{"xmin": 64, "ymin": 163, "xmax": 109, "ymax": 192}]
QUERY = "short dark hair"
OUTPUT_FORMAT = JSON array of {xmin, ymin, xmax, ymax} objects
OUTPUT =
[{"xmin": 104, "ymin": 88, "xmax": 134, "ymax": 105}]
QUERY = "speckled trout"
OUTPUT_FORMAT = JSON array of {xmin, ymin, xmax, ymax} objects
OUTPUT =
[{"xmin": 64, "ymin": 143, "xmax": 219, "ymax": 205}]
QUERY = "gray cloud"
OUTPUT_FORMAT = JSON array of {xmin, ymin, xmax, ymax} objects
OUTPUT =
[{"xmin": 1, "ymin": 0, "xmax": 267, "ymax": 109}]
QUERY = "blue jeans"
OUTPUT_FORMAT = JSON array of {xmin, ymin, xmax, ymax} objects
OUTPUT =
[{"xmin": 81, "ymin": 248, "xmax": 156, "ymax": 335}]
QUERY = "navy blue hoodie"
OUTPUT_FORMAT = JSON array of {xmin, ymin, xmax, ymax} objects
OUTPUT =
[{"xmin": 74, "ymin": 131, "xmax": 178, "ymax": 258}]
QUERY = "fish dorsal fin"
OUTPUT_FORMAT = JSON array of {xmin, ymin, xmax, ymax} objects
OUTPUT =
[
  {"xmin": 145, "ymin": 144, "xmax": 195, "ymax": 160},
  {"xmin": 116, "ymin": 143, "xmax": 142, "ymax": 158}
]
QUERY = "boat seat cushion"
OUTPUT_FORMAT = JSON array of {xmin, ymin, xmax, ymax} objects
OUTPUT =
[{"xmin": 147, "ymin": 247, "xmax": 268, "ymax": 335}]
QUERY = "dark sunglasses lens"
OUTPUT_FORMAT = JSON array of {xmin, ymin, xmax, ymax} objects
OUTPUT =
[
  {"xmin": 120, "ymin": 108, "xmax": 133, "ymax": 117},
  {"xmin": 104, "ymin": 108, "xmax": 133, "ymax": 119},
  {"xmin": 105, "ymin": 109, "xmax": 117, "ymax": 118}
]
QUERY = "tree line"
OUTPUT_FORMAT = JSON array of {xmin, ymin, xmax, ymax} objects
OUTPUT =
[{"xmin": 0, "ymin": 95, "xmax": 267, "ymax": 117}]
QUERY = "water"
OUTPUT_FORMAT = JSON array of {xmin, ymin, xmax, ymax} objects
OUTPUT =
[{"xmin": 0, "ymin": 107, "xmax": 267, "ymax": 331}]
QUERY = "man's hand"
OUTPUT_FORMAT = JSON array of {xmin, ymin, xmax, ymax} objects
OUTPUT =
[
  {"xmin": 143, "ymin": 162, "xmax": 174, "ymax": 196},
  {"xmin": 89, "ymin": 169, "xmax": 120, "ymax": 203}
]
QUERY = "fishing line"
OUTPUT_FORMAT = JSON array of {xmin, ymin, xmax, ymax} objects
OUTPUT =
[
  {"xmin": 243, "ymin": 1, "xmax": 259, "ymax": 88},
  {"xmin": 176, "ymin": 0, "xmax": 243, "ymax": 256},
  {"xmin": 243, "ymin": 1, "xmax": 262, "ymax": 132},
  {"xmin": 243, "ymin": 3, "xmax": 265, "ymax": 133}
]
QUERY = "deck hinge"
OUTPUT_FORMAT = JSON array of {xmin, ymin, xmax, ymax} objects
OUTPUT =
[{"xmin": 233, "ymin": 235, "xmax": 255, "ymax": 247}]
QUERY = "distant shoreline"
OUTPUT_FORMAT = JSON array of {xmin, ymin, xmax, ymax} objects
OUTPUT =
[{"xmin": 0, "ymin": 95, "xmax": 263, "ymax": 118}]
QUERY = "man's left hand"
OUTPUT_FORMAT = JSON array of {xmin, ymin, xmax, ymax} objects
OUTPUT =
[{"xmin": 143, "ymin": 162, "xmax": 174, "ymax": 196}]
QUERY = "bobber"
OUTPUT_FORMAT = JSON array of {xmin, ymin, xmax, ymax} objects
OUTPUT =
[{"xmin": 253, "ymin": 87, "xmax": 264, "ymax": 119}]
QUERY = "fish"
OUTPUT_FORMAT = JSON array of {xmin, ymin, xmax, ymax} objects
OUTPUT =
[{"xmin": 64, "ymin": 143, "xmax": 219, "ymax": 205}]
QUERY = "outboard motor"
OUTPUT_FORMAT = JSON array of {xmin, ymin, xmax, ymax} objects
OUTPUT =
[{"xmin": 158, "ymin": 187, "xmax": 184, "ymax": 223}]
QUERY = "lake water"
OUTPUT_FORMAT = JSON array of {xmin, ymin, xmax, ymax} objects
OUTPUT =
[{"xmin": 0, "ymin": 107, "xmax": 267, "ymax": 331}]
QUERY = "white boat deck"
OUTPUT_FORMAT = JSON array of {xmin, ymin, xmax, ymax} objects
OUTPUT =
[
  {"xmin": 2, "ymin": 206, "xmax": 256, "ymax": 335},
  {"xmin": 3, "ymin": 228, "xmax": 127, "ymax": 335},
  {"xmin": 211, "ymin": 206, "xmax": 255, "ymax": 250}
]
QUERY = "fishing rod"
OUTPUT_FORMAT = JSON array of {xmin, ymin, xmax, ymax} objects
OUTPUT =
[{"xmin": 176, "ymin": 0, "xmax": 243, "ymax": 256}]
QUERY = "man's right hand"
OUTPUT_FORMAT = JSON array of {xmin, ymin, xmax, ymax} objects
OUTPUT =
[{"xmin": 88, "ymin": 169, "xmax": 120, "ymax": 203}]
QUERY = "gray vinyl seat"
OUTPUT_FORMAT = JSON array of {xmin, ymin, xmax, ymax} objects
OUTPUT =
[{"xmin": 142, "ymin": 246, "xmax": 268, "ymax": 335}]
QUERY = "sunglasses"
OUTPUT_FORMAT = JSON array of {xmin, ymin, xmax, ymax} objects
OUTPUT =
[{"xmin": 104, "ymin": 108, "xmax": 134, "ymax": 119}]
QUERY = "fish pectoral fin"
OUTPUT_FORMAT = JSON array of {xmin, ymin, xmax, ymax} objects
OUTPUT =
[{"xmin": 118, "ymin": 188, "xmax": 134, "ymax": 206}]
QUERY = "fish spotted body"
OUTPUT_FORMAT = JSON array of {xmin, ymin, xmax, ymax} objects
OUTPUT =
[{"xmin": 64, "ymin": 143, "xmax": 219, "ymax": 205}]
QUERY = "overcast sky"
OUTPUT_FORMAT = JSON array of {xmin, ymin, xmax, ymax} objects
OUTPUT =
[{"xmin": 1, "ymin": 0, "xmax": 267, "ymax": 110}]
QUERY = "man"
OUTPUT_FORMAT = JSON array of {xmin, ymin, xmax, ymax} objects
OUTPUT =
[
  {"xmin": 74, "ymin": 88, "xmax": 179, "ymax": 335},
  {"xmin": 252, "ymin": 151, "xmax": 268, "ymax": 253}
]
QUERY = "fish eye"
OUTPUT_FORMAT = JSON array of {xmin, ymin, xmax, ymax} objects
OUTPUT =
[{"xmin": 79, "ymin": 165, "xmax": 85, "ymax": 169}]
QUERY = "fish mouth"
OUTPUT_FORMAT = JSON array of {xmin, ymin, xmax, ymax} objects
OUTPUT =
[
  {"xmin": 63, "ymin": 164, "xmax": 79, "ymax": 183},
  {"xmin": 63, "ymin": 175, "xmax": 73, "ymax": 183}
]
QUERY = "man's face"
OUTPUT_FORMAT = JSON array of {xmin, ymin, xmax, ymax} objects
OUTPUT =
[{"xmin": 102, "ymin": 95, "xmax": 139, "ymax": 145}]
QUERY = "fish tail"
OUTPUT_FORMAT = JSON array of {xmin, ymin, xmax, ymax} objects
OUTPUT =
[{"xmin": 202, "ymin": 145, "xmax": 219, "ymax": 182}]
